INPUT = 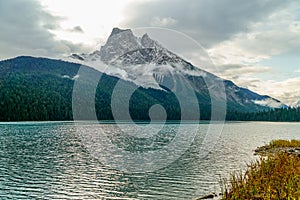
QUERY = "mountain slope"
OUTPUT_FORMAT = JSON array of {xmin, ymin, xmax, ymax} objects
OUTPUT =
[
  {"xmin": 0, "ymin": 28, "xmax": 288, "ymax": 121},
  {"xmin": 70, "ymin": 27, "xmax": 286, "ymax": 110},
  {"xmin": 0, "ymin": 56, "xmax": 192, "ymax": 121},
  {"xmin": 0, "ymin": 55, "xmax": 279, "ymax": 122}
]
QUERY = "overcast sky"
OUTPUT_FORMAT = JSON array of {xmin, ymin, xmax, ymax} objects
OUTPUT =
[{"xmin": 1, "ymin": 0, "xmax": 300, "ymax": 105}]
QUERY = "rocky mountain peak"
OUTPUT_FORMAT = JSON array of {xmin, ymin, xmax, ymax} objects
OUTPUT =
[
  {"xmin": 70, "ymin": 27, "xmax": 190, "ymax": 68},
  {"xmin": 99, "ymin": 28, "xmax": 140, "ymax": 63},
  {"xmin": 141, "ymin": 33, "xmax": 161, "ymax": 49},
  {"xmin": 110, "ymin": 27, "xmax": 131, "ymax": 36}
]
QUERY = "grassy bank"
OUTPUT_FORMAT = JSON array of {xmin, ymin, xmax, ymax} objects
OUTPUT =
[
  {"xmin": 223, "ymin": 140, "xmax": 300, "ymax": 200},
  {"xmin": 268, "ymin": 139, "xmax": 300, "ymax": 148}
]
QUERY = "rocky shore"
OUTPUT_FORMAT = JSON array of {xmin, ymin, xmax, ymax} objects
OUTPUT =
[
  {"xmin": 254, "ymin": 145, "xmax": 300, "ymax": 157},
  {"xmin": 195, "ymin": 193, "xmax": 222, "ymax": 199}
]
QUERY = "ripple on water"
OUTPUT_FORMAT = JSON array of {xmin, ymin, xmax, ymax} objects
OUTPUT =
[{"xmin": 0, "ymin": 122, "xmax": 299, "ymax": 199}]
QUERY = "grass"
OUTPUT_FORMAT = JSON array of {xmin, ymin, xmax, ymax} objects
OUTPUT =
[
  {"xmin": 268, "ymin": 139, "xmax": 300, "ymax": 148},
  {"xmin": 222, "ymin": 140, "xmax": 300, "ymax": 200}
]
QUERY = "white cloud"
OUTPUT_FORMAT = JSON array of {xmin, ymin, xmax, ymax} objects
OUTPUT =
[
  {"xmin": 150, "ymin": 17, "xmax": 177, "ymax": 27},
  {"xmin": 208, "ymin": 2, "xmax": 300, "ymax": 65},
  {"xmin": 210, "ymin": 64, "xmax": 272, "ymax": 81},
  {"xmin": 252, "ymin": 98, "xmax": 284, "ymax": 108},
  {"xmin": 210, "ymin": 67, "xmax": 300, "ymax": 105},
  {"xmin": 234, "ymin": 77, "xmax": 300, "ymax": 105}
]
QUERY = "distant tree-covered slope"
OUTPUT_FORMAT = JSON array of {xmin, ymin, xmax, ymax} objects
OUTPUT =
[
  {"xmin": 227, "ymin": 107, "xmax": 300, "ymax": 122},
  {"xmin": 0, "ymin": 56, "xmax": 294, "ymax": 122},
  {"xmin": 0, "ymin": 56, "xmax": 183, "ymax": 121}
]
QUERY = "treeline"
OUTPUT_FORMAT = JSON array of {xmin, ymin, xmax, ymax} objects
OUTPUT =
[
  {"xmin": 226, "ymin": 107, "xmax": 300, "ymax": 122},
  {"xmin": 0, "ymin": 73, "xmax": 74, "ymax": 121},
  {"xmin": 0, "ymin": 72, "xmax": 210, "ymax": 121},
  {"xmin": 1, "ymin": 74, "xmax": 300, "ymax": 121}
]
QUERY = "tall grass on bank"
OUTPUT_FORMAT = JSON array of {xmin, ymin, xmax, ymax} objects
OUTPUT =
[
  {"xmin": 268, "ymin": 139, "xmax": 300, "ymax": 148},
  {"xmin": 223, "ymin": 140, "xmax": 300, "ymax": 200}
]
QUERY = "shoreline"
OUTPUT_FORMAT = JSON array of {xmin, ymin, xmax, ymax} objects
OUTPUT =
[
  {"xmin": 254, "ymin": 145, "xmax": 300, "ymax": 157},
  {"xmin": 223, "ymin": 139, "xmax": 300, "ymax": 199},
  {"xmin": 197, "ymin": 139, "xmax": 300, "ymax": 200}
]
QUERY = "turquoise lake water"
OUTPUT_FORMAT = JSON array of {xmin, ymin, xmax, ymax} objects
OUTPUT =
[{"xmin": 0, "ymin": 121, "xmax": 299, "ymax": 199}]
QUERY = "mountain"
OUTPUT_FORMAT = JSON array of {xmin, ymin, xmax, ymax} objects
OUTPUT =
[
  {"xmin": 69, "ymin": 27, "xmax": 286, "ymax": 110},
  {"xmin": 0, "ymin": 28, "xmax": 288, "ymax": 121}
]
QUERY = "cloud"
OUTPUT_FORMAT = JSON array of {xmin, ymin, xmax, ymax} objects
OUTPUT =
[
  {"xmin": 208, "ymin": 62, "xmax": 300, "ymax": 105},
  {"xmin": 122, "ymin": 0, "xmax": 287, "ymax": 47},
  {"xmin": 215, "ymin": 64, "xmax": 272, "ymax": 78},
  {"xmin": 234, "ymin": 77, "xmax": 262, "ymax": 89},
  {"xmin": 208, "ymin": 1, "xmax": 300, "ymax": 65},
  {"xmin": 219, "ymin": 64, "xmax": 271, "ymax": 74},
  {"xmin": 69, "ymin": 26, "xmax": 84, "ymax": 33},
  {"xmin": 227, "ymin": 76, "xmax": 300, "ymax": 105},
  {"xmin": 0, "ymin": 0, "xmax": 87, "ymax": 59},
  {"xmin": 209, "ymin": 27, "xmax": 300, "ymax": 65},
  {"xmin": 150, "ymin": 17, "xmax": 177, "ymax": 27},
  {"xmin": 203, "ymin": 61, "xmax": 300, "ymax": 105},
  {"xmin": 207, "ymin": 64, "xmax": 273, "ymax": 94},
  {"xmin": 258, "ymin": 77, "xmax": 300, "ymax": 105},
  {"xmin": 252, "ymin": 98, "xmax": 284, "ymax": 108}
]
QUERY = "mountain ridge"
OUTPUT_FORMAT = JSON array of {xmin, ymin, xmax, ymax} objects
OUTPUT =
[
  {"xmin": 69, "ymin": 27, "xmax": 287, "ymax": 110},
  {"xmin": 0, "ymin": 55, "xmax": 290, "ymax": 122}
]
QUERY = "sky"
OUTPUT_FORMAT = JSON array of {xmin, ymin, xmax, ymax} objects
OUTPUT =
[{"xmin": 1, "ymin": 0, "xmax": 300, "ymax": 105}]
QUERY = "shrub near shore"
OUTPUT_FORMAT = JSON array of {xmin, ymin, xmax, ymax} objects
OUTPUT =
[{"xmin": 223, "ymin": 140, "xmax": 300, "ymax": 200}]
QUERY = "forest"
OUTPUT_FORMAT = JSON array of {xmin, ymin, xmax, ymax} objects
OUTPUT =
[{"xmin": 0, "ymin": 56, "xmax": 299, "ymax": 122}]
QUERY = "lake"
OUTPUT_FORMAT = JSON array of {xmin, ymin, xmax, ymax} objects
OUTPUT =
[{"xmin": 0, "ymin": 121, "xmax": 299, "ymax": 199}]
